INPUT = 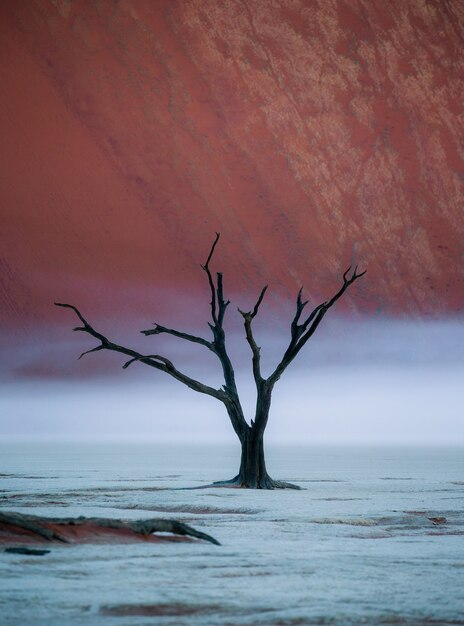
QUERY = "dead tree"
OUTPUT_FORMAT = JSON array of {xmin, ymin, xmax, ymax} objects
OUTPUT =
[
  {"xmin": 56, "ymin": 234, "xmax": 365, "ymax": 489},
  {"xmin": 0, "ymin": 511, "xmax": 220, "ymax": 545}
]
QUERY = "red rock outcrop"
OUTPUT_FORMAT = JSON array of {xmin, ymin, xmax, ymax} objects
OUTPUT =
[{"xmin": 0, "ymin": 0, "xmax": 463, "ymax": 344}]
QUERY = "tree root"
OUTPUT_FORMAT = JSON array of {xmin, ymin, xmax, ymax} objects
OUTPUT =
[
  {"xmin": 0, "ymin": 511, "xmax": 220, "ymax": 545},
  {"xmin": 210, "ymin": 475, "xmax": 301, "ymax": 490}
]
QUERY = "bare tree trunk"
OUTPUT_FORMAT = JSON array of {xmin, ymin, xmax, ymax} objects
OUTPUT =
[
  {"xmin": 214, "ymin": 428, "xmax": 299, "ymax": 489},
  {"xmin": 213, "ymin": 397, "xmax": 299, "ymax": 489},
  {"xmin": 238, "ymin": 386, "xmax": 272, "ymax": 488},
  {"xmin": 237, "ymin": 427, "xmax": 269, "ymax": 488}
]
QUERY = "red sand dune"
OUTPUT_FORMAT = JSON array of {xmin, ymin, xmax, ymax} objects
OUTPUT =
[{"xmin": 1, "ymin": 0, "xmax": 463, "ymax": 349}]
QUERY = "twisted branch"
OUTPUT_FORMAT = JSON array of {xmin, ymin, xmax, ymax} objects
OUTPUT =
[
  {"xmin": 54, "ymin": 303, "xmax": 225, "ymax": 400},
  {"xmin": 55, "ymin": 233, "xmax": 249, "ymax": 441},
  {"xmin": 268, "ymin": 266, "xmax": 366, "ymax": 385}
]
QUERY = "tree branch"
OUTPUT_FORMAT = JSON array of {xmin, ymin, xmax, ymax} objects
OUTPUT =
[
  {"xmin": 267, "ymin": 266, "xmax": 366, "ymax": 385},
  {"xmin": 122, "ymin": 354, "xmax": 174, "ymax": 369},
  {"xmin": 251, "ymin": 285, "xmax": 268, "ymax": 319},
  {"xmin": 292, "ymin": 287, "xmax": 308, "ymax": 327},
  {"xmin": 78, "ymin": 345, "xmax": 105, "ymax": 360},
  {"xmin": 200, "ymin": 234, "xmax": 231, "ymax": 331},
  {"xmin": 201, "ymin": 232, "xmax": 220, "ymax": 326},
  {"xmin": 141, "ymin": 324, "xmax": 214, "ymax": 351},
  {"xmin": 198, "ymin": 236, "xmax": 246, "ymax": 426},
  {"xmin": 216, "ymin": 272, "xmax": 231, "ymax": 326},
  {"xmin": 298, "ymin": 266, "xmax": 366, "ymax": 347},
  {"xmin": 55, "ymin": 303, "xmax": 226, "ymax": 401},
  {"xmin": 238, "ymin": 285, "xmax": 268, "ymax": 385}
]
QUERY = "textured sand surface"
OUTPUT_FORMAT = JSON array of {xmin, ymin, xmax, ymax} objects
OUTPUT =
[{"xmin": 1, "ymin": 0, "xmax": 463, "ymax": 342}]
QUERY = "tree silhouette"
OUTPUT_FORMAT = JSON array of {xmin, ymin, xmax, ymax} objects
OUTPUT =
[{"xmin": 56, "ymin": 234, "xmax": 365, "ymax": 489}]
